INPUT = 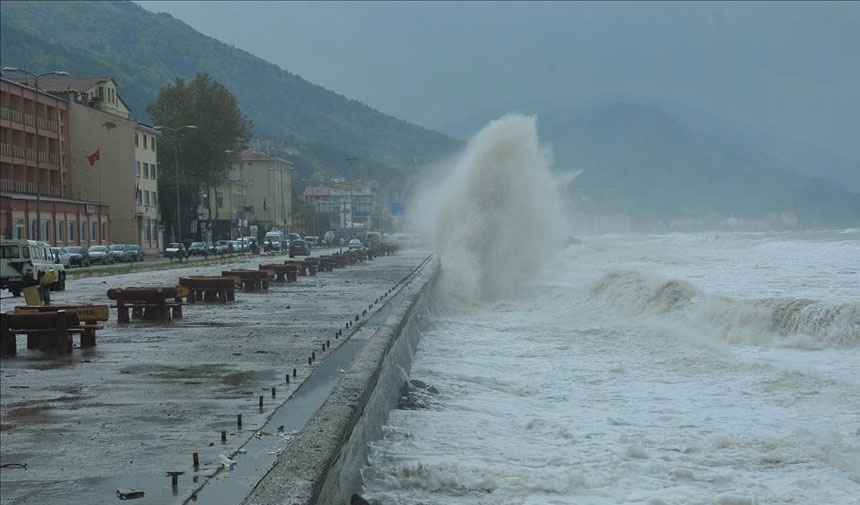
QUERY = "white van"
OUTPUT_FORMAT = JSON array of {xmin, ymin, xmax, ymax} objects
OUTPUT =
[
  {"xmin": 0, "ymin": 239, "xmax": 67, "ymax": 295},
  {"xmin": 263, "ymin": 231, "xmax": 285, "ymax": 252}
]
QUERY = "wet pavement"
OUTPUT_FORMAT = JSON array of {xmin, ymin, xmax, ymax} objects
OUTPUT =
[{"xmin": 0, "ymin": 248, "xmax": 430, "ymax": 505}]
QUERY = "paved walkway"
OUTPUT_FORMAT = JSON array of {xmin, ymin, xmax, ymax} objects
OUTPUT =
[{"xmin": 0, "ymin": 248, "xmax": 429, "ymax": 505}]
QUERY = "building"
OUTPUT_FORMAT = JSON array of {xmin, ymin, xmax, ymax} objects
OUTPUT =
[
  {"xmin": 231, "ymin": 149, "xmax": 292, "ymax": 235},
  {"xmin": 304, "ymin": 180, "xmax": 376, "ymax": 231},
  {"xmin": 36, "ymin": 76, "xmax": 162, "ymax": 255},
  {"xmin": 134, "ymin": 124, "xmax": 162, "ymax": 252},
  {"xmin": 197, "ymin": 163, "xmax": 249, "ymax": 240},
  {"xmin": 1, "ymin": 76, "xmax": 109, "ymax": 245}
]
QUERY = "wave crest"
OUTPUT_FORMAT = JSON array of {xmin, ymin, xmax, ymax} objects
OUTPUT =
[{"xmin": 592, "ymin": 271, "xmax": 860, "ymax": 347}]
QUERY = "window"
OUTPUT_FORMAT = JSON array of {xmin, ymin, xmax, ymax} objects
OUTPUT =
[
  {"xmin": 135, "ymin": 132, "xmax": 139, "ymax": 147},
  {"xmin": 151, "ymin": 192, "xmax": 157, "ymax": 206},
  {"xmin": 102, "ymin": 221, "xmax": 107, "ymax": 242},
  {"xmin": 29, "ymin": 220, "xmax": 36, "ymax": 239},
  {"xmin": 0, "ymin": 245, "xmax": 20, "ymax": 258},
  {"xmin": 216, "ymin": 190, "xmax": 224, "ymax": 208},
  {"xmin": 144, "ymin": 162, "xmax": 149, "ymax": 178},
  {"xmin": 81, "ymin": 221, "xmax": 87, "ymax": 241},
  {"xmin": 145, "ymin": 191, "xmax": 150, "ymax": 206},
  {"xmin": 137, "ymin": 189, "xmax": 142, "ymax": 205},
  {"xmin": 68, "ymin": 221, "xmax": 75, "ymax": 242},
  {"xmin": 13, "ymin": 219, "xmax": 23, "ymax": 239},
  {"xmin": 151, "ymin": 136, "xmax": 156, "ymax": 151},
  {"xmin": 143, "ymin": 135, "xmax": 147, "ymax": 150},
  {"xmin": 91, "ymin": 221, "xmax": 98, "ymax": 241},
  {"xmin": 41, "ymin": 219, "xmax": 49, "ymax": 241},
  {"xmin": 151, "ymin": 164, "xmax": 157, "ymax": 179},
  {"xmin": 135, "ymin": 161, "xmax": 141, "ymax": 177},
  {"xmin": 57, "ymin": 220, "xmax": 64, "ymax": 242}
]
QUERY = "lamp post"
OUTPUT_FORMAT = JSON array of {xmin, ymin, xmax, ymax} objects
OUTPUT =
[
  {"xmin": 2, "ymin": 67, "xmax": 69, "ymax": 242},
  {"xmin": 153, "ymin": 125, "xmax": 196, "ymax": 242}
]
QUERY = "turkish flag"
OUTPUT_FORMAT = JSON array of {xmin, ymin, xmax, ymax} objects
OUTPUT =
[{"xmin": 88, "ymin": 149, "xmax": 100, "ymax": 166}]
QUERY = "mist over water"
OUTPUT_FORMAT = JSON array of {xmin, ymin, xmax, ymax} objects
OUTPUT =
[{"xmin": 411, "ymin": 114, "xmax": 565, "ymax": 301}]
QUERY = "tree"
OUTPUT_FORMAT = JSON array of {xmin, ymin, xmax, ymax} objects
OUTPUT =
[{"xmin": 147, "ymin": 73, "xmax": 252, "ymax": 240}]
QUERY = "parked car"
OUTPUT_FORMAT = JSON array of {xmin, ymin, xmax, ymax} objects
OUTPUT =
[
  {"xmin": 110, "ymin": 244, "xmax": 131, "ymax": 262},
  {"xmin": 243, "ymin": 236, "xmax": 259, "ymax": 253},
  {"xmin": 126, "ymin": 244, "xmax": 144, "ymax": 262},
  {"xmin": 216, "ymin": 240, "xmax": 234, "ymax": 254},
  {"xmin": 165, "ymin": 242, "xmax": 187, "ymax": 260},
  {"xmin": 64, "ymin": 246, "xmax": 91, "ymax": 267},
  {"xmin": 304, "ymin": 236, "xmax": 319, "ymax": 248},
  {"xmin": 88, "ymin": 245, "xmax": 115, "ymax": 264},
  {"xmin": 229, "ymin": 240, "xmax": 240, "ymax": 253},
  {"xmin": 1, "ymin": 240, "xmax": 67, "ymax": 295},
  {"xmin": 188, "ymin": 242, "xmax": 210, "ymax": 257},
  {"xmin": 51, "ymin": 247, "xmax": 72, "ymax": 267},
  {"xmin": 206, "ymin": 242, "xmax": 218, "ymax": 255},
  {"xmin": 347, "ymin": 238, "xmax": 363, "ymax": 250},
  {"xmin": 289, "ymin": 239, "xmax": 310, "ymax": 257}
]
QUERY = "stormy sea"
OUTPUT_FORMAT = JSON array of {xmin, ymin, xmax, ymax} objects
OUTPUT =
[{"xmin": 359, "ymin": 116, "xmax": 860, "ymax": 505}]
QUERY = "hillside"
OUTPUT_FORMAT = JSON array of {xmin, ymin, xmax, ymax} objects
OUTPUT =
[
  {"xmin": 0, "ymin": 0, "xmax": 460, "ymax": 182},
  {"xmin": 541, "ymin": 102, "xmax": 860, "ymax": 226}
]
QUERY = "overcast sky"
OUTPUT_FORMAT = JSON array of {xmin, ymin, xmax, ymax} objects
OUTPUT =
[{"xmin": 136, "ymin": 1, "xmax": 860, "ymax": 161}]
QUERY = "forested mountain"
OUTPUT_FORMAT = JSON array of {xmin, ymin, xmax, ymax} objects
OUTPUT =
[{"xmin": 0, "ymin": 0, "xmax": 460, "ymax": 185}]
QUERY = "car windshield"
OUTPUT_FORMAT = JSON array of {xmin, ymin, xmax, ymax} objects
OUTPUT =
[
  {"xmin": 67, "ymin": 247, "xmax": 84, "ymax": 253},
  {"xmin": 110, "ymin": 245, "xmax": 124, "ymax": 250},
  {"xmin": 167, "ymin": 243, "xmax": 181, "ymax": 248},
  {"xmin": 89, "ymin": 246, "xmax": 106, "ymax": 252}
]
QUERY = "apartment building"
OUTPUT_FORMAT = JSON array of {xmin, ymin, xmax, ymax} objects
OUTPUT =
[
  {"xmin": 0, "ymin": 76, "xmax": 109, "ymax": 245},
  {"xmin": 197, "ymin": 164, "xmax": 249, "ymax": 240},
  {"xmin": 40, "ymin": 76, "xmax": 162, "ymax": 255},
  {"xmin": 231, "ymin": 149, "xmax": 292, "ymax": 234},
  {"xmin": 304, "ymin": 180, "xmax": 376, "ymax": 230}
]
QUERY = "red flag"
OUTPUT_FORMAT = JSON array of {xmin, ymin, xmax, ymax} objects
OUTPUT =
[{"xmin": 88, "ymin": 149, "xmax": 100, "ymax": 166}]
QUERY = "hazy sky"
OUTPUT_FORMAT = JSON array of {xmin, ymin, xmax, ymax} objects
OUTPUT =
[{"xmin": 136, "ymin": 1, "xmax": 860, "ymax": 161}]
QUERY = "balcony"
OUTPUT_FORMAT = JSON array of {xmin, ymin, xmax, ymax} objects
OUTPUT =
[
  {"xmin": 0, "ymin": 143, "xmax": 61, "ymax": 165},
  {"xmin": 0, "ymin": 106, "xmax": 59, "ymax": 132},
  {"xmin": 0, "ymin": 178, "xmax": 67, "ymax": 197}
]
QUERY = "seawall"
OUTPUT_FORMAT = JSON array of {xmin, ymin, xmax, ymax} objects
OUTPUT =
[{"xmin": 243, "ymin": 255, "xmax": 438, "ymax": 505}]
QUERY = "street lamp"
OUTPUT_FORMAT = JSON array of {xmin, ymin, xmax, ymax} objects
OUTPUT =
[
  {"xmin": 2, "ymin": 67, "xmax": 69, "ymax": 242},
  {"xmin": 153, "ymin": 124, "xmax": 197, "ymax": 242}
]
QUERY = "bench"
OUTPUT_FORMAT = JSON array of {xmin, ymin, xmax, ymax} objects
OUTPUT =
[
  {"xmin": 179, "ymin": 277, "xmax": 235, "ymax": 303},
  {"xmin": 106, "ymin": 287, "xmax": 185, "ymax": 323},
  {"xmin": 222, "ymin": 270, "xmax": 270, "ymax": 292},
  {"xmin": 13, "ymin": 305, "xmax": 108, "ymax": 348},
  {"xmin": 1, "ymin": 310, "xmax": 81, "ymax": 356}
]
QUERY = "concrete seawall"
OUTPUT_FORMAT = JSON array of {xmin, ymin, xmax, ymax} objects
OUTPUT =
[{"xmin": 244, "ymin": 256, "xmax": 438, "ymax": 505}]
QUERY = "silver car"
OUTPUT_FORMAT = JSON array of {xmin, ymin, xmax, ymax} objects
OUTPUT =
[{"xmin": 87, "ymin": 245, "xmax": 115, "ymax": 264}]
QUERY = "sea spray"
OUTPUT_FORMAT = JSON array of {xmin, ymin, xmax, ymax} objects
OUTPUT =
[{"xmin": 413, "ymin": 114, "xmax": 565, "ymax": 301}]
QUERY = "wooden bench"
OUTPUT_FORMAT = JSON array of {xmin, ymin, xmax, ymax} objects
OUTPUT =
[
  {"xmin": 13, "ymin": 305, "xmax": 108, "ymax": 348},
  {"xmin": 179, "ymin": 277, "xmax": 235, "ymax": 303},
  {"xmin": 1, "ymin": 310, "xmax": 81, "ymax": 356},
  {"xmin": 106, "ymin": 287, "xmax": 185, "ymax": 323},
  {"xmin": 222, "ymin": 270, "xmax": 270, "ymax": 292},
  {"xmin": 259, "ymin": 264, "xmax": 292, "ymax": 282}
]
